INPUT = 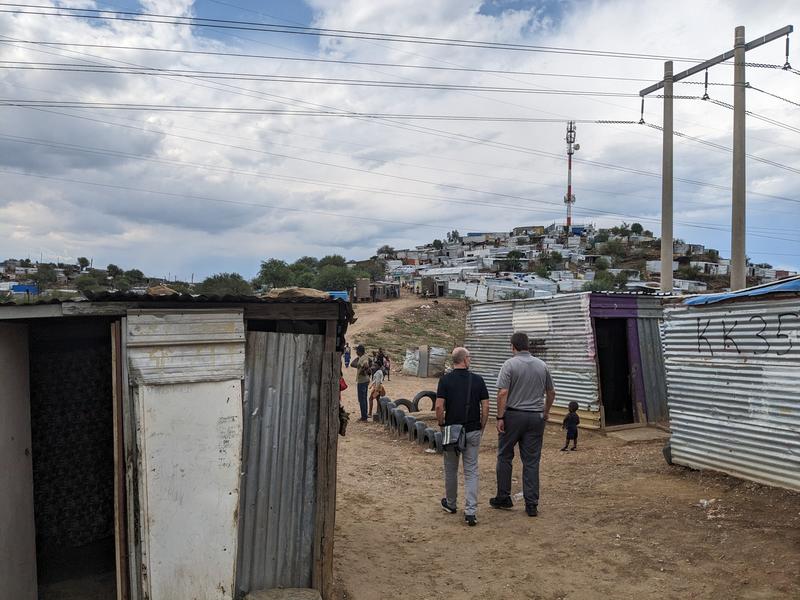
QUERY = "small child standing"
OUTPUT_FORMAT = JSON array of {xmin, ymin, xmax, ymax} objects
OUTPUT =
[
  {"xmin": 561, "ymin": 401, "xmax": 580, "ymax": 451},
  {"xmin": 368, "ymin": 365, "xmax": 385, "ymax": 418}
]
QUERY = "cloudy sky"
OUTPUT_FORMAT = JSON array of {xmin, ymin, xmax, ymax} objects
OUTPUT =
[{"xmin": 0, "ymin": 0, "xmax": 797, "ymax": 280}]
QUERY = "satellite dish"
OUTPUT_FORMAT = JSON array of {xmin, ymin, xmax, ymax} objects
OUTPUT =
[{"xmin": 574, "ymin": 143, "xmax": 581, "ymax": 151}]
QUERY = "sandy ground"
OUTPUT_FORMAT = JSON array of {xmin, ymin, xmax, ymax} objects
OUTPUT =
[{"xmin": 333, "ymin": 298, "xmax": 800, "ymax": 600}]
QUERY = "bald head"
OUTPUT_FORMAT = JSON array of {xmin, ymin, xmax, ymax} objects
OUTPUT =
[{"xmin": 452, "ymin": 347, "xmax": 470, "ymax": 367}]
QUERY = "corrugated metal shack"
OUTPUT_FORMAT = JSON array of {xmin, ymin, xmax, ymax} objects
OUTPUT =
[
  {"xmin": 0, "ymin": 291, "xmax": 352, "ymax": 600},
  {"xmin": 466, "ymin": 292, "xmax": 669, "ymax": 429},
  {"xmin": 663, "ymin": 277, "xmax": 800, "ymax": 491}
]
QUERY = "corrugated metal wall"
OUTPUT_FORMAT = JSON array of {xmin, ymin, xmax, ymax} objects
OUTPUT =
[
  {"xmin": 466, "ymin": 294, "xmax": 599, "ymax": 415},
  {"xmin": 664, "ymin": 297, "xmax": 800, "ymax": 491},
  {"xmin": 637, "ymin": 317, "xmax": 668, "ymax": 423},
  {"xmin": 465, "ymin": 301, "xmax": 513, "ymax": 416},
  {"xmin": 237, "ymin": 331, "xmax": 324, "ymax": 593}
]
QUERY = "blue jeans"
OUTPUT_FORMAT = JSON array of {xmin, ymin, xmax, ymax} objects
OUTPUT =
[{"xmin": 357, "ymin": 382, "xmax": 369, "ymax": 420}]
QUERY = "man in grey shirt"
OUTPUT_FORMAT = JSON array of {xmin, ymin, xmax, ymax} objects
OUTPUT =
[{"xmin": 490, "ymin": 332, "xmax": 555, "ymax": 517}]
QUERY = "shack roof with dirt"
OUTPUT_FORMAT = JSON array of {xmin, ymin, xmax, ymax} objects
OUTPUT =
[{"xmin": 0, "ymin": 290, "xmax": 352, "ymax": 600}]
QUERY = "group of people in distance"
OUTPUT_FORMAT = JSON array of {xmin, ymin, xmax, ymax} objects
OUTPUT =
[
  {"xmin": 344, "ymin": 342, "xmax": 391, "ymax": 422},
  {"xmin": 435, "ymin": 331, "xmax": 581, "ymax": 526}
]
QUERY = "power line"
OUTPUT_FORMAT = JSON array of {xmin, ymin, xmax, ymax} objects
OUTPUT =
[
  {"xmin": 0, "ymin": 3, "xmax": 709, "ymax": 62},
  {"xmin": 747, "ymin": 84, "xmax": 800, "ymax": 108},
  {"xmin": 0, "ymin": 63, "xmax": 644, "ymax": 97},
  {"xmin": 706, "ymin": 97, "xmax": 800, "ymax": 135},
  {"xmin": 642, "ymin": 122, "xmax": 800, "ymax": 177},
  {"xmin": 1, "ymin": 40, "xmax": 660, "ymax": 82},
  {"xmin": 3, "ymin": 32, "xmax": 798, "ymax": 211},
  {"xmin": 0, "ymin": 99, "xmax": 642, "ymax": 120},
  {"xmin": 3, "ymin": 121, "xmax": 797, "ymax": 245}
]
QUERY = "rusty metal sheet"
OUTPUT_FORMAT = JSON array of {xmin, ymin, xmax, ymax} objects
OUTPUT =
[{"xmin": 236, "ymin": 331, "xmax": 323, "ymax": 594}]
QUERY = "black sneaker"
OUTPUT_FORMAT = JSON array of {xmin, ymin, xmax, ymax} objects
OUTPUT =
[
  {"xmin": 489, "ymin": 496, "xmax": 513, "ymax": 510},
  {"xmin": 526, "ymin": 504, "xmax": 538, "ymax": 517},
  {"xmin": 465, "ymin": 515, "xmax": 477, "ymax": 526},
  {"xmin": 440, "ymin": 498, "xmax": 456, "ymax": 514}
]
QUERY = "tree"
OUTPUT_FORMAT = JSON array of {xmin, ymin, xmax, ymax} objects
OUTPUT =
[
  {"xmin": 446, "ymin": 230, "xmax": 461, "ymax": 243},
  {"xmin": 77, "ymin": 257, "xmax": 90, "ymax": 270},
  {"xmin": 107, "ymin": 263, "xmax": 123, "ymax": 279},
  {"xmin": 124, "ymin": 269, "xmax": 145, "ymax": 284},
  {"xmin": 75, "ymin": 273, "xmax": 106, "ymax": 294},
  {"xmin": 594, "ymin": 257, "xmax": 610, "ymax": 271},
  {"xmin": 31, "ymin": 264, "xmax": 57, "ymax": 291},
  {"xmin": 314, "ymin": 265, "xmax": 357, "ymax": 291},
  {"xmin": 631, "ymin": 222, "xmax": 643, "ymax": 235},
  {"xmin": 293, "ymin": 256, "xmax": 319, "ymax": 270},
  {"xmin": 353, "ymin": 259, "xmax": 387, "ymax": 281},
  {"xmin": 196, "ymin": 273, "xmax": 253, "ymax": 296},
  {"xmin": 288, "ymin": 262, "xmax": 317, "ymax": 288},
  {"xmin": 376, "ymin": 245, "xmax": 396, "ymax": 258},
  {"xmin": 503, "ymin": 250, "xmax": 525, "ymax": 271},
  {"xmin": 593, "ymin": 231, "xmax": 609, "ymax": 243},
  {"xmin": 582, "ymin": 270, "xmax": 616, "ymax": 292},
  {"xmin": 318, "ymin": 254, "xmax": 347, "ymax": 269},
  {"xmin": 643, "ymin": 229, "xmax": 653, "ymax": 237},
  {"xmin": 256, "ymin": 259, "xmax": 292, "ymax": 288},
  {"xmin": 432, "ymin": 239, "xmax": 443, "ymax": 250},
  {"xmin": 605, "ymin": 239, "xmax": 626, "ymax": 259},
  {"xmin": 113, "ymin": 277, "xmax": 132, "ymax": 292},
  {"xmin": 677, "ymin": 265, "xmax": 701, "ymax": 280}
]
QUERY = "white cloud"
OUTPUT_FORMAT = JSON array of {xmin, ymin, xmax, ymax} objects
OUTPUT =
[{"xmin": 0, "ymin": 0, "xmax": 797, "ymax": 278}]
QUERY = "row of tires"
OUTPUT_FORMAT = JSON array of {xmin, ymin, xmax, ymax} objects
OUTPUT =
[{"xmin": 375, "ymin": 394, "xmax": 443, "ymax": 454}]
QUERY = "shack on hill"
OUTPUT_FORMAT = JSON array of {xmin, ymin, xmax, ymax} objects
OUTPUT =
[
  {"xmin": 466, "ymin": 292, "xmax": 670, "ymax": 430},
  {"xmin": 0, "ymin": 291, "xmax": 352, "ymax": 600}
]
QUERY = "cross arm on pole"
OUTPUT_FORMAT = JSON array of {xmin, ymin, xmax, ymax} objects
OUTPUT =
[{"xmin": 639, "ymin": 25, "xmax": 793, "ymax": 96}]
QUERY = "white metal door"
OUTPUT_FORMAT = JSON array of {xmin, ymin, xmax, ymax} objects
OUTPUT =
[
  {"xmin": 126, "ymin": 310, "xmax": 245, "ymax": 600},
  {"xmin": 0, "ymin": 323, "xmax": 37, "ymax": 598}
]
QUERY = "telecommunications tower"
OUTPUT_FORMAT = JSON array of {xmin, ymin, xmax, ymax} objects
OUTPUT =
[{"xmin": 564, "ymin": 121, "xmax": 579, "ymax": 233}]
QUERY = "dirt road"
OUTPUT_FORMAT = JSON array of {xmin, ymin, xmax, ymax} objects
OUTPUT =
[{"xmin": 334, "ymin": 298, "xmax": 800, "ymax": 600}]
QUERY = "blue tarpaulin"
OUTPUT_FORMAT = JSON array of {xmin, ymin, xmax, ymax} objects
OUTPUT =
[{"xmin": 683, "ymin": 276, "xmax": 800, "ymax": 306}]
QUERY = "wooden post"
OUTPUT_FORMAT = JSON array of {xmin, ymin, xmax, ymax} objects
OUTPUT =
[{"xmin": 312, "ymin": 320, "xmax": 340, "ymax": 599}]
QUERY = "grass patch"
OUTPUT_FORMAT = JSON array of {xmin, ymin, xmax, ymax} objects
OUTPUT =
[{"xmin": 354, "ymin": 300, "xmax": 468, "ymax": 363}]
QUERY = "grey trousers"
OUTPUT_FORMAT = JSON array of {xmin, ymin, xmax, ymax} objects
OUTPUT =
[
  {"xmin": 496, "ymin": 410, "xmax": 546, "ymax": 507},
  {"xmin": 444, "ymin": 430, "xmax": 482, "ymax": 516}
]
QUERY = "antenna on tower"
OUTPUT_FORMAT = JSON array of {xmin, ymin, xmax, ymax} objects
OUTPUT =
[{"xmin": 564, "ymin": 121, "xmax": 578, "ymax": 235}]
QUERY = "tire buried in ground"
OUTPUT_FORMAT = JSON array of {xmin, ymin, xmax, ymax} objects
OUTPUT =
[
  {"xmin": 412, "ymin": 390, "xmax": 437, "ymax": 412},
  {"xmin": 393, "ymin": 398, "xmax": 416, "ymax": 412},
  {"xmin": 415, "ymin": 421, "xmax": 428, "ymax": 445}
]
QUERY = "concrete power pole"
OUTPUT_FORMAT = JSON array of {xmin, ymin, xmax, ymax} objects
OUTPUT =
[
  {"xmin": 639, "ymin": 24, "xmax": 792, "ymax": 292},
  {"xmin": 730, "ymin": 26, "xmax": 747, "ymax": 290},
  {"xmin": 661, "ymin": 62, "xmax": 674, "ymax": 293}
]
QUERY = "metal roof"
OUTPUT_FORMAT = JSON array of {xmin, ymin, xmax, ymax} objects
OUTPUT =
[
  {"xmin": 683, "ymin": 275, "xmax": 800, "ymax": 306},
  {"xmin": 0, "ymin": 290, "xmax": 354, "ymax": 321}
]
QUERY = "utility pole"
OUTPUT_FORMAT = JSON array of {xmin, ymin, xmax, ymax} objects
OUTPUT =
[
  {"xmin": 564, "ymin": 121, "xmax": 579, "ymax": 235},
  {"xmin": 639, "ymin": 24, "xmax": 792, "ymax": 292},
  {"xmin": 661, "ymin": 62, "xmax": 674, "ymax": 293},
  {"xmin": 731, "ymin": 26, "xmax": 747, "ymax": 290}
]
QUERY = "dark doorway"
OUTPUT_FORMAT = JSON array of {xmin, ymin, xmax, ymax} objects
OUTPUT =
[
  {"xmin": 595, "ymin": 318, "xmax": 634, "ymax": 426},
  {"xmin": 28, "ymin": 318, "xmax": 117, "ymax": 600}
]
